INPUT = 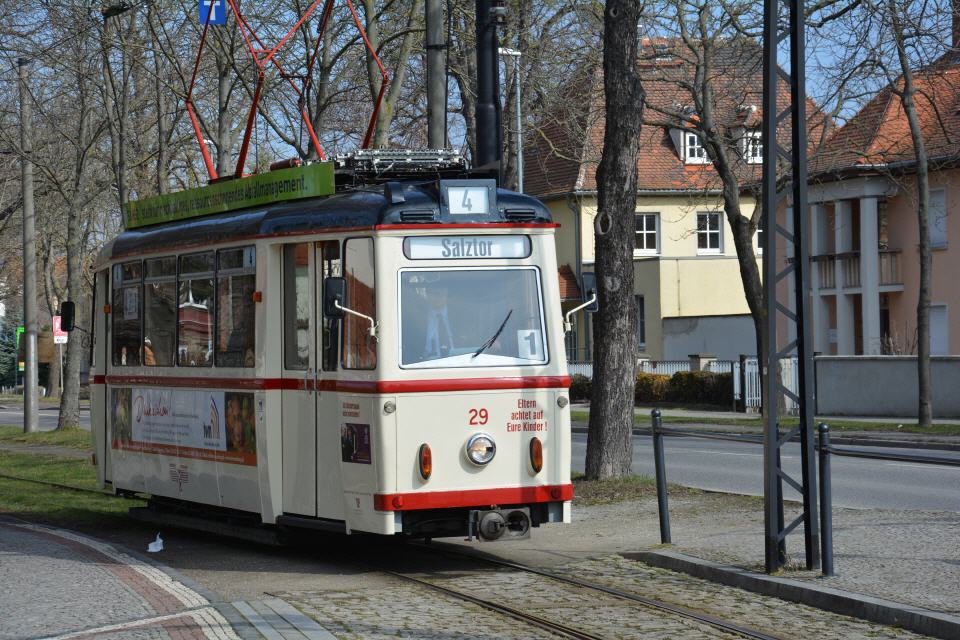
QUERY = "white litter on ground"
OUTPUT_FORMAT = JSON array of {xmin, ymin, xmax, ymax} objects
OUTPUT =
[{"xmin": 147, "ymin": 533, "xmax": 163, "ymax": 553}]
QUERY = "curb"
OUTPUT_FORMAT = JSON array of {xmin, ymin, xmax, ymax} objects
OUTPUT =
[
  {"xmin": 570, "ymin": 425, "xmax": 960, "ymax": 452},
  {"xmin": 626, "ymin": 550, "xmax": 960, "ymax": 640}
]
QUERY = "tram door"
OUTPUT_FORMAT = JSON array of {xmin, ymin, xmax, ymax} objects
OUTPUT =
[
  {"xmin": 314, "ymin": 240, "xmax": 345, "ymax": 520},
  {"xmin": 281, "ymin": 244, "xmax": 318, "ymax": 516}
]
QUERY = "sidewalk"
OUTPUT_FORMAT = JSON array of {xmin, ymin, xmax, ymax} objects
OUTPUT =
[
  {"xmin": 0, "ymin": 518, "xmax": 239, "ymax": 640},
  {"xmin": 0, "ymin": 518, "xmax": 341, "ymax": 640}
]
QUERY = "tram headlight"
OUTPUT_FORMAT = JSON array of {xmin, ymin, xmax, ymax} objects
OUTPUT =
[{"xmin": 465, "ymin": 433, "xmax": 496, "ymax": 466}]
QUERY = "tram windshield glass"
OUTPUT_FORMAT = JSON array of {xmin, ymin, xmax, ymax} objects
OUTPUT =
[{"xmin": 399, "ymin": 268, "xmax": 547, "ymax": 368}]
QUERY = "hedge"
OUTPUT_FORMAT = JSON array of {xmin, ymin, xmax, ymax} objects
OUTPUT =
[{"xmin": 570, "ymin": 370, "xmax": 732, "ymax": 406}]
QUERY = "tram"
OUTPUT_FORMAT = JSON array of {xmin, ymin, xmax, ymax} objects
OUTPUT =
[{"xmin": 89, "ymin": 151, "xmax": 575, "ymax": 541}]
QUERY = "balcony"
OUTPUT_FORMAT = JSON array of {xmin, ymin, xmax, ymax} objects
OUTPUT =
[{"xmin": 811, "ymin": 249, "xmax": 902, "ymax": 292}]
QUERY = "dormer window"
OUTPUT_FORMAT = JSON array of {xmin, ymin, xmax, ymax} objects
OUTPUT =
[
  {"xmin": 742, "ymin": 130, "xmax": 763, "ymax": 164},
  {"xmin": 685, "ymin": 132, "xmax": 709, "ymax": 164}
]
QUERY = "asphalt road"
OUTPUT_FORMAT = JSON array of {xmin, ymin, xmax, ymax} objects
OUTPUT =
[
  {"xmin": 0, "ymin": 406, "xmax": 91, "ymax": 430},
  {"xmin": 572, "ymin": 432, "xmax": 960, "ymax": 513}
]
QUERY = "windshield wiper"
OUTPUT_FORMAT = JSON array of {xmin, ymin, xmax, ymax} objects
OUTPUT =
[{"xmin": 472, "ymin": 309, "xmax": 513, "ymax": 358}]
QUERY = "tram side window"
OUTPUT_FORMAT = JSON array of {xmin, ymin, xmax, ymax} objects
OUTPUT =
[
  {"xmin": 342, "ymin": 238, "xmax": 376, "ymax": 370},
  {"xmin": 283, "ymin": 244, "xmax": 311, "ymax": 370},
  {"xmin": 112, "ymin": 261, "xmax": 142, "ymax": 366},
  {"xmin": 216, "ymin": 247, "xmax": 256, "ymax": 367},
  {"xmin": 319, "ymin": 240, "xmax": 341, "ymax": 371},
  {"xmin": 143, "ymin": 257, "xmax": 176, "ymax": 366},
  {"xmin": 178, "ymin": 252, "xmax": 215, "ymax": 367}
]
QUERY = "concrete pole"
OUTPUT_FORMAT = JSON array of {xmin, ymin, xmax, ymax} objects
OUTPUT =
[
  {"xmin": 425, "ymin": 0, "xmax": 446, "ymax": 149},
  {"xmin": 18, "ymin": 58, "xmax": 39, "ymax": 433}
]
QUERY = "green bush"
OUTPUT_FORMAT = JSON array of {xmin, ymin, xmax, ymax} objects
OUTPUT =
[
  {"xmin": 569, "ymin": 374, "xmax": 592, "ymax": 402},
  {"xmin": 665, "ymin": 371, "xmax": 733, "ymax": 405},
  {"xmin": 634, "ymin": 373, "xmax": 670, "ymax": 404}
]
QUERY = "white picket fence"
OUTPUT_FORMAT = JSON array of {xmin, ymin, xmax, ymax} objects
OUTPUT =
[{"xmin": 568, "ymin": 356, "xmax": 800, "ymax": 412}]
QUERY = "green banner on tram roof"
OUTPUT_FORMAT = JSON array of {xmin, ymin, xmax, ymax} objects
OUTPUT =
[{"xmin": 122, "ymin": 162, "xmax": 335, "ymax": 229}]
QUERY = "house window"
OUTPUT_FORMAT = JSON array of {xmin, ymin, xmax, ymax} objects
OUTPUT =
[
  {"xmin": 635, "ymin": 213, "xmax": 659, "ymax": 253},
  {"xmin": 742, "ymin": 130, "xmax": 763, "ymax": 163},
  {"xmin": 930, "ymin": 189, "xmax": 947, "ymax": 248},
  {"xmin": 685, "ymin": 132, "xmax": 709, "ymax": 164},
  {"xmin": 636, "ymin": 295, "xmax": 646, "ymax": 348},
  {"xmin": 697, "ymin": 212, "xmax": 723, "ymax": 253}
]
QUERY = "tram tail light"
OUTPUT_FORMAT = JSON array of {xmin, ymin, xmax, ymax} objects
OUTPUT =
[
  {"xmin": 529, "ymin": 437, "xmax": 543, "ymax": 473},
  {"xmin": 418, "ymin": 443, "xmax": 432, "ymax": 480}
]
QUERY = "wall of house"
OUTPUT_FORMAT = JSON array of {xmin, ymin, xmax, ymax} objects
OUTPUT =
[
  {"xmin": 662, "ymin": 314, "xmax": 756, "ymax": 360},
  {"xmin": 885, "ymin": 168, "xmax": 960, "ymax": 354},
  {"xmin": 551, "ymin": 193, "xmax": 762, "ymax": 361}
]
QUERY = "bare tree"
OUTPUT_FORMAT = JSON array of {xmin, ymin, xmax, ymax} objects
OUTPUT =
[{"xmin": 584, "ymin": 0, "xmax": 644, "ymax": 480}]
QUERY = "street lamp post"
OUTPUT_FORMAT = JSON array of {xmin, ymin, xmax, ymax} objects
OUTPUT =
[{"xmin": 498, "ymin": 47, "xmax": 523, "ymax": 192}]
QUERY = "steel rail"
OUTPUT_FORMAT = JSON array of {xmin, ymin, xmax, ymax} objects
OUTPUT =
[
  {"xmin": 413, "ymin": 543, "xmax": 783, "ymax": 640},
  {"xmin": 823, "ymin": 445, "xmax": 960, "ymax": 466},
  {"xmin": 380, "ymin": 568, "xmax": 604, "ymax": 640}
]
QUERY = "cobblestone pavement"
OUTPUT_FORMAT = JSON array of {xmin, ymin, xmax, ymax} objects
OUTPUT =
[
  {"xmin": 273, "ymin": 549, "xmax": 926, "ymax": 639},
  {"xmin": 0, "ymin": 518, "xmax": 239, "ymax": 640},
  {"xmin": 466, "ymin": 492, "xmax": 960, "ymax": 618}
]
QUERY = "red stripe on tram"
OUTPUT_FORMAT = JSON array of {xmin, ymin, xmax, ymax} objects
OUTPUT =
[
  {"xmin": 373, "ymin": 484, "xmax": 574, "ymax": 511},
  {"xmin": 375, "ymin": 222, "xmax": 560, "ymax": 231},
  {"xmin": 100, "ymin": 375, "xmax": 571, "ymax": 393}
]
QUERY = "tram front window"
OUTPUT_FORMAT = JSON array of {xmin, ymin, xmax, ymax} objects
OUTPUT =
[{"xmin": 399, "ymin": 268, "xmax": 548, "ymax": 368}]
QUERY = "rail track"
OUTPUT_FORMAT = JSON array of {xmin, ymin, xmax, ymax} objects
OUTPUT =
[
  {"xmin": 5, "ymin": 474, "xmax": 782, "ymax": 639},
  {"xmin": 397, "ymin": 541, "xmax": 783, "ymax": 640}
]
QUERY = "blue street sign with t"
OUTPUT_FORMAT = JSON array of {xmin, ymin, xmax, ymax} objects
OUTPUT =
[{"xmin": 199, "ymin": 0, "xmax": 227, "ymax": 25}]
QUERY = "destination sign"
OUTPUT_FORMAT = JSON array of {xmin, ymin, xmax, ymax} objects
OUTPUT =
[
  {"xmin": 403, "ymin": 235, "xmax": 531, "ymax": 260},
  {"xmin": 122, "ymin": 162, "xmax": 335, "ymax": 230}
]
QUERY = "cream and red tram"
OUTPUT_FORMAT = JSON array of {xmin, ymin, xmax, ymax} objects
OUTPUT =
[{"xmin": 90, "ymin": 155, "xmax": 573, "ymax": 541}]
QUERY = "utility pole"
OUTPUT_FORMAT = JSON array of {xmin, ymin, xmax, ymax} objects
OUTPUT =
[
  {"xmin": 474, "ymin": 0, "xmax": 503, "ymax": 174},
  {"xmin": 425, "ymin": 0, "xmax": 446, "ymax": 149},
  {"xmin": 18, "ymin": 58, "xmax": 39, "ymax": 433}
]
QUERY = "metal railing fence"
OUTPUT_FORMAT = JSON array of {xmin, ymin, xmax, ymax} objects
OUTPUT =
[{"xmin": 649, "ymin": 410, "xmax": 960, "ymax": 577}]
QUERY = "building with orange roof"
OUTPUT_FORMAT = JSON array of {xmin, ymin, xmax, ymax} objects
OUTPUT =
[
  {"xmin": 803, "ymin": 44, "xmax": 960, "ymax": 356},
  {"xmin": 526, "ymin": 38, "xmax": 814, "ymax": 361}
]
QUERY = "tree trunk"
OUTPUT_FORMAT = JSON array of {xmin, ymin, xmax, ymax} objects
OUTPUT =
[
  {"xmin": 888, "ymin": 0, "xmax": 932, "ymax": 427},
  {"xmin": 370, "ymin": 0, "xmax": 424, "ymax": 148},
  {"xmin": 584, "ymin": 0, "xmax": 644, "ymax": 480}
]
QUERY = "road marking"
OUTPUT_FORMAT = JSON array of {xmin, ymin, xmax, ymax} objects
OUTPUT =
[{"xmin": 682, "ymin": 449, "xmax": 763, "ymax": 457}]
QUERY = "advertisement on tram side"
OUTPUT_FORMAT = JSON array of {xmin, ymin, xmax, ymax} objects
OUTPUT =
[{"xmin": 110, "ymin": 387, "xmax": 257, "ymax": 465}]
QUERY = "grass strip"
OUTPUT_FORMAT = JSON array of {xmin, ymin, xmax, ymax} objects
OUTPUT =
[
  {"xmin": 0, "ymin": 450, "xmax": 141, "ymax": 527},
  {"xmin": 572, "ymin": 472, "xmax": 703, "ymax": 505},
  {"xmin": 0, "ymin": 425, "xmax": 92, "ymax": 450}
]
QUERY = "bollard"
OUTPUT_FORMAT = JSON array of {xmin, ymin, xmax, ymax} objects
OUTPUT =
[
  {"xmin": 651, "ymin": 409, "xmax": 671, "ymax": 544},
  {"xmin": 818, "ymin": 423, "xmax": 834, "ymax": 576}
]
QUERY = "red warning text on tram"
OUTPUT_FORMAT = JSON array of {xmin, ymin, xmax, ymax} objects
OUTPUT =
[{"xmin": 507, "ymin": 398, "xmax": 546, "ymax": 432}]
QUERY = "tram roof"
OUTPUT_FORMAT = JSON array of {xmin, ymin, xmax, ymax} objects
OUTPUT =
[{"xmin": 104, "ymin": 182, "xmax": 553, "ymax": 262}]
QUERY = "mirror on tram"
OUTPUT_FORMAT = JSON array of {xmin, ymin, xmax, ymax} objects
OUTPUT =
[
  {"xmin": 323, "ymin": 277, "xmax": 346, "ymax": 318},
  {"xmin": 585, "ymin": 289, "xmax": 598, "ymax": 313},
  {"xmin": 59, "ymin": 301, "xmax": 76, "ymax": 331},
  {"xmin": 581, "ymin": 272, "xmax": 599, "ymax": 313}
]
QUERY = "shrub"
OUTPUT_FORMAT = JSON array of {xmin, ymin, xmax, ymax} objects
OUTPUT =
[
  {"xmin": 665, "ymin": 371, "xmax": 733, "ymax": 405},
  {"xmin": 634, "ymin": 373, "xmax": 670, "ymax": 404},
  {"xmin": 569, "ymin": 374, "xmax": 592, "ymax": 402}
]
